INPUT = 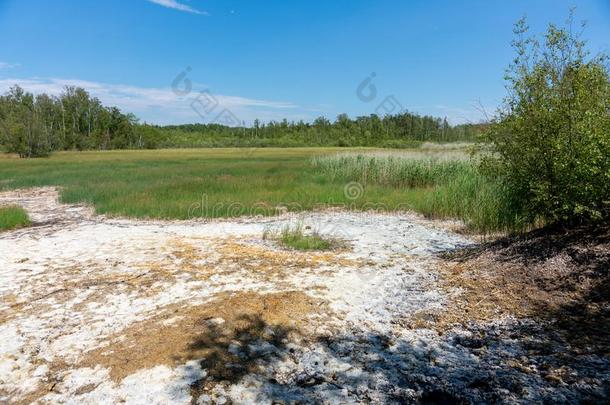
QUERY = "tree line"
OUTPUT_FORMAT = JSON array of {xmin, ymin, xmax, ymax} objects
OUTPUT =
[
  {"xmin": 0, "ymin": 84, "xmax": 484, "ymax": 157},
  {"xmin": 0, "ymin": 85, "xmax": 141, "ymax": 157},
  {"xmin": 156, "ymin": 114, "xmax": 483, "ymax": 149}
]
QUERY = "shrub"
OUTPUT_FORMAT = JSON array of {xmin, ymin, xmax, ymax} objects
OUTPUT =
[{"xmin": 483, "ymin": 14, "xmax": 610, "ymax": 225}]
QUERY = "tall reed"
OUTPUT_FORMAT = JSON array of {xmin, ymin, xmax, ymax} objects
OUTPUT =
[{"xmin": 313, "ymin": 153, "xmax": 519, "ymax": 234}]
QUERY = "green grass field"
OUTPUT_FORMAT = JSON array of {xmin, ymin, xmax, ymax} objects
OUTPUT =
[{"xmin": 0, "ymin": 147, "xmax": 514, "ymax": 233}]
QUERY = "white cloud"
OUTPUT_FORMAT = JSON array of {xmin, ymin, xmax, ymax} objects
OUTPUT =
[
  {"xmin": 430, "ymin": 104, "xmax": 493, "ymax": 124},
  {"xmin": 0, "ymin": 77, "xmax": 301, "ymax": 125},
  {"xmin": 146, "ymin": 0, "xmax": 208, "ymax": 15},
  {"xmin": 0, "ymin": 62, "xmax": 19, "ymax": 69}
]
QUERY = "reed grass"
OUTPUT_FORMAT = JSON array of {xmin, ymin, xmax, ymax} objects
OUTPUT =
[{"xmin": 312, "ymin": 152, "xmax": 519, "ymax": 233}]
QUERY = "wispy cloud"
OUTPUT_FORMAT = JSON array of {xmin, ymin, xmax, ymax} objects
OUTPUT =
[
  {"xmin": 0, "ymin": 62, "xmax": 19, "ymax": 69},
  {"xmin": 146, "ymin": 0, "xmax": 208, "ymax": 15},
  {"xmin": 430, "ymin": 104, "xmax": 493, "ymax": 124},
  {"xmin": 0, "ymin": 77, "xmax": 301, "ymax": 125}
]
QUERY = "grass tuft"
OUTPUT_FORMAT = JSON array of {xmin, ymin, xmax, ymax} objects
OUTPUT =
[
  {"xmin": 0, "ymin": 205, "xmax": 31, "ymax": 231},
  {"xmin": 264, "ymin": 222, "xmax": 336, "ymax": 251}
]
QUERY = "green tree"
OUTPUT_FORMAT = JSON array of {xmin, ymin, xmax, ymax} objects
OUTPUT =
[
  {"xmin": 485, "ymin": 13, "xmax": 610, "ymax": 224},
  {"xmin": 0, "ymin": 85, "xmax": 139, "ymax": 156},
  {"xmin": 0, "ymin": 86, "xmax": 53, "ymax": 157}
]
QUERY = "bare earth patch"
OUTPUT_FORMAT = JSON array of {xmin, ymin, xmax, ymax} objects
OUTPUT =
[
  {"xmin": 1, "ymin": 188, "xmax": 608, "ymax": 404},
  {"xmin": 81, "ymin": 291, "xmax": 325, "ymax": 382}
]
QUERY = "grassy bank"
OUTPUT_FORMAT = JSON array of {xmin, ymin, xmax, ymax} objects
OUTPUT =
[
  {"xmin": 0, "ymin": 205, "xmax": 31, "ymax": 231},
  {"xmin": 0, "ymin": 146, "xmax": 514, "ymax": 233}
]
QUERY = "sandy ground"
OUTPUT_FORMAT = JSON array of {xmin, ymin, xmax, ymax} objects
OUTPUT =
[{"xmin": 1, "ymin": 188, "xmax": 608, "ymax": 404}]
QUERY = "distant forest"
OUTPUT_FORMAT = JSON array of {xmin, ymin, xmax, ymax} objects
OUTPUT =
[{"xmin": 0, "ymin": 85, "xmax": 486, "ymax": 157}]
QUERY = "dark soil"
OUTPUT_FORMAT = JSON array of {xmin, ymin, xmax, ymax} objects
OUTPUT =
[{"xmin": 441, "ymin": 221, "xmax": 610, "ymax": 351}]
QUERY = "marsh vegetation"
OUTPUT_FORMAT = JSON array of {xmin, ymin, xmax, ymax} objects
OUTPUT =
[{"xmin": 0, "ymin": 146, "xmax": 513, "ymax": 233}]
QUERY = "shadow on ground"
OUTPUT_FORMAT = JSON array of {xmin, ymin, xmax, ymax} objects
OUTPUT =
[
  {"xmin": 443, "ymin": 221, "xmax": 610, "ymax": 349},
  {"xmin": 187, "ymin": 314, "xmax": 294, "ymax": 384},
  {"xmin": 185, "ymin": 314, "xmax": 609, "ymax": 403},
  {"xmin": 180, "ymin": 223, "xmax": 609, "ymax": 403}
]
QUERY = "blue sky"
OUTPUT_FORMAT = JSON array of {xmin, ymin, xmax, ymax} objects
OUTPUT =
[{"xmin": 1, "ymin": 0, "xmax": 609, "ymax": 125}]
